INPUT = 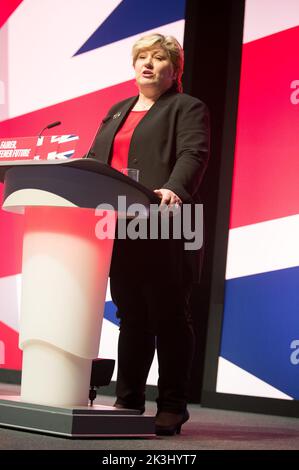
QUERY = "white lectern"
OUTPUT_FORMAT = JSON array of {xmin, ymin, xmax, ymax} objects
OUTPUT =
[{"xmin": 0, "ymin": 158, "xmax": 158, "ymax": 437}]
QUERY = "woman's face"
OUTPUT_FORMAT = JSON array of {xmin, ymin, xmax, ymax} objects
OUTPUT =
[{"xmin": 134, "ymin": 46, "xmax": 176, "ymax": 93}]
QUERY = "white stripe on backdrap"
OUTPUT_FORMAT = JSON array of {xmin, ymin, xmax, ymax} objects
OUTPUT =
[
  {"xmin": 216, "ymin": 356, "xmax": 292, "ymax": 400},
  {"xmin": 226, "ymin": 214, "xmax": 299, "ymax": 280},
  {"xmin": 5, "ymin": 0, "xmax": 184, "ymax": 119},
  {"xmin": 243, "ymin": 0, "xmax": 299, "ymax": 44}
]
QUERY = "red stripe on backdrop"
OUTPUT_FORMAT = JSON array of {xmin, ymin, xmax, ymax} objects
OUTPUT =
[
  {"xmin": 0, "ymin": 321, "xmax": 22, "ymax": 370},
  {"xmin": 0, "ymin": 80, "xmax": 137, "ymax": 158},
  {"xmin": 0, "ymin": 0, "xmax": 23, "ymax": 28},
  {"xmin": 230, "ymin": 26, "xmax": 299, "ymax": 229}
]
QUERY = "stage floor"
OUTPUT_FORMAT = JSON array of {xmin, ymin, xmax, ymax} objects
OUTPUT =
[{"xmin": 1, "ymin": 383, "xmax": 299, "ymax": 450}]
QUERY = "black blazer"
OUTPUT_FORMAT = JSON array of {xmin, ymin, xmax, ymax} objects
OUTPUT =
[
  {"xmin": 91, "ymin": 88, "xmax": 210, "ymax": 203},
  {"xmin": 91, "ymin": 88, "xmax": 210, "ymax": 283}
]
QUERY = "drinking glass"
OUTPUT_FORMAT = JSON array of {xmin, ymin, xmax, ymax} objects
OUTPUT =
[{"xmin": 121, "ymin": 168, "xmax": 140, "ymax": 182}]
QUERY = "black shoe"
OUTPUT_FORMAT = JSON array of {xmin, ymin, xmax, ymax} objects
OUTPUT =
[
  {"xmin": 155, "ymin": 410, "xmax": 189, "ymax": 436},
  {"xmin": 113, "ymin": 401, "xmax": 145, "ymax": 414}
]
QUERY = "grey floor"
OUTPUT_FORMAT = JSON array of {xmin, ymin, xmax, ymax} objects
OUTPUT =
[{"xmin": 1, "ymin": 383, "xmax": 299, "ymax": 451}]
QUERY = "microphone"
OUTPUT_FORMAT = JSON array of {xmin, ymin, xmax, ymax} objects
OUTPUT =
[
  {"xmin": 84, "ymin": 140, "xmax": 96, "ymax": 159},
  {"xmin": 38, "ymin": 121, "xmax": 61, "ymax": 138},
  {"xmin": 83, "ymin": 113, "xmax": 113, "ymax": 159},
  {"xmin": 83, "ymin": 120, "xmax": 107, "ymax": 159}
]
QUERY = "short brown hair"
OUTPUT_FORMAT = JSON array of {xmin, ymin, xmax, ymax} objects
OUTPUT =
[{"xmin": 132, "ymin": 33, "xmax": 184, "ymax": 92}]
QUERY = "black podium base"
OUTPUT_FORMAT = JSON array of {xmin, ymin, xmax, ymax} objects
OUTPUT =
[{"xmin": 0, "ymin": 396, "xmax": 155, "ymax": 438}]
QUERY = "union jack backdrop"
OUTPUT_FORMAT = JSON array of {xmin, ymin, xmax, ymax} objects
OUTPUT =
[
  {"xmin": 0, "ymin": 0, "xmax": 186, "ymax": 383},
  {"xmin": 216, "ymin": 0, "xmax": 299, "ymax": 400}
]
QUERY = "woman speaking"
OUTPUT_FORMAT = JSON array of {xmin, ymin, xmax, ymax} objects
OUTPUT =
[{"xmin": 91, "ymin": 33, "xmax": 210, "ymax": 435}]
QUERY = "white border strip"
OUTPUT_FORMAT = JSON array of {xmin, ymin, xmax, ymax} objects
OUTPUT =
[
  {"xmin": 226, "ymin": 214, "xmax": 299, "ymax": 280},
  {"xmin": 216, "ymin": 356, "xmax": 292, "ymax": 400},
  {"xmin": 243, "ymin": 0, "xmax": 299, "ymax": 44},
  {"xmin": 7, "ymin": 0, "xmax": 184, "ymax": 118}
]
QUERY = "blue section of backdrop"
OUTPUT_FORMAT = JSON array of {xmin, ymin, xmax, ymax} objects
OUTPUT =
[
  {"xmin": 220, "ymin": 266, "xmax": 299, "ymax": 398},
  {"xmin": 75, "ymin": 0, "xmax": 186, "ymax": 55},
  {"xmin": 104, "ymin": 301, "xmax": 119, "ymax": 326}
]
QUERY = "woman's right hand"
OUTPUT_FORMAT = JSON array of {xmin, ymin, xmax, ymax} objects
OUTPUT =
[{"xmin": 154, "ymin": 188, "xmax": 182, "ymax": 206}]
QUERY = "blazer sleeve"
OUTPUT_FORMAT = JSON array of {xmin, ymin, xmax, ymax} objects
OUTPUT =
[{"xmin": 162, "ymin": 99, "xmax": 210, "ymax": 203}]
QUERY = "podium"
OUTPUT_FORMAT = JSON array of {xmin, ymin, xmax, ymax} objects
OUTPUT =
[{"xmin": 0, "ymin": 158, "xmax": 159, "ymax": 437}]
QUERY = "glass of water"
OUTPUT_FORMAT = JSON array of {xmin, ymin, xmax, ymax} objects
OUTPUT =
[{"xmin": 120, "ymin": 168, "xmax": 140, "ymax": 182}]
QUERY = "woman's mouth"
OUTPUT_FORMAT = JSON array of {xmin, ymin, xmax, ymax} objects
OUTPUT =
[{"xmin": 142, "ymin": 71, "xmax": 154, "ymax": 78}]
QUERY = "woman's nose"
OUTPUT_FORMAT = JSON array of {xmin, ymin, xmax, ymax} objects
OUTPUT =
[{"xmin": 144, "ymin": 57, "xmax": 153, "ymax": 68}]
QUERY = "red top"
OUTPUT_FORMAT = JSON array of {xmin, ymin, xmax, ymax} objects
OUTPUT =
[{"xmin": 110, "ymin": 110, "xmax": 147, "ymax": 172}]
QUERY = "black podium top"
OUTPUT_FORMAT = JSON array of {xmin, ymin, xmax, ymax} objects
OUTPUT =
[{"xmin": 0, "ymin": 158, "xmax": 160, "ymax": 211}]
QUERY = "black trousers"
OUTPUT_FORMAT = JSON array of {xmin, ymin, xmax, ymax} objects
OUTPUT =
[{"xmin": 110, "ymin": 277, "xmax": 195, "ymax": 413}]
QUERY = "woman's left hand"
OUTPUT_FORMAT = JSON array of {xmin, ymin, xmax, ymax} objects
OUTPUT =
[{"xmin": 154, "ymin": 188, "xmax": 182, "ymax": 206}]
